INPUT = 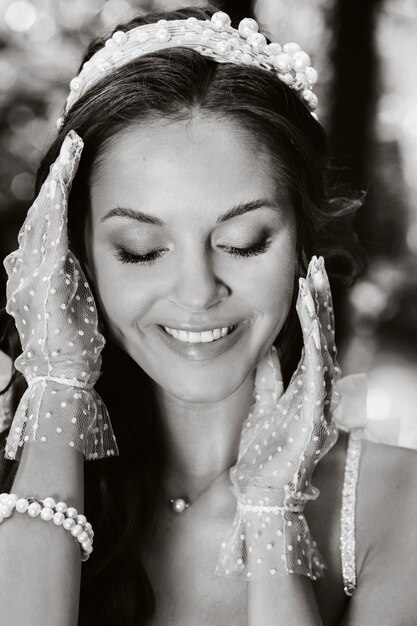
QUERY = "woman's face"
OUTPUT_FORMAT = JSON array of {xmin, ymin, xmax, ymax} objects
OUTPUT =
[{"xmin": 85, "ymin": 114, "xmax": 297, "ymax": 402}]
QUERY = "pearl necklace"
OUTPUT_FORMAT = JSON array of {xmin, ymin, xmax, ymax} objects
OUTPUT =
[
  {"xmin": 167, "ymin": 458, "xmax": 238, "ymax": 514},
  {"xmin": 169, "ymin": 497, "xmax": 190, "ymax": 514}
]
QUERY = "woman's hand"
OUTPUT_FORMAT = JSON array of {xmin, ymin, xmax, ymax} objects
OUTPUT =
[
  {"xmin": 216, "ymin": 256, "xmax": 340, "ymax": 580},
  {"xmin": 240, "ymin": 255, "xmax": 340, "ymax": 497},
  {"xmin": 3, "ymin": 130, "xmax": 118, "ymax": 461}
]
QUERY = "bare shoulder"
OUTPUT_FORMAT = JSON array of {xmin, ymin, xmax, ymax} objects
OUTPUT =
[
  {"xmin": 340, "ymin": 437, "xmax": 417, "ymax": 625},
  {"xmin": 357, "ymin": 437, "xmax": 417, "ymax": 546},
  {"xmin": 306, "ymin": 430, "xmax": 417, "ymax": 624}
]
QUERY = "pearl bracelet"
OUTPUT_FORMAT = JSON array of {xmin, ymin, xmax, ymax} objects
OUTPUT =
[{"xmin": 0, "ymin": 492, "xmax": 94, "ymax": 562}]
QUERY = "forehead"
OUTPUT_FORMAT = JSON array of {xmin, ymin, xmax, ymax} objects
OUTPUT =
[{"xmin": 90, "ymin": 114, "xmax": 285, "ymax": 223}]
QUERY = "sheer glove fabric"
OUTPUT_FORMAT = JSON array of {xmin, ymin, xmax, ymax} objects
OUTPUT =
[
  {"xmin": 3, "ymin": 130, "xmax": 118, "ymax": 460},
  {"xmin": 216, "ymin": 256, "xmax": 340, "ymax": 581}
]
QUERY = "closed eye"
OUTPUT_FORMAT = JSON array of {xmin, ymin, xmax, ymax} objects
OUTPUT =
[
  {"xmin": 223, "ymin": 240, "xmax": 272, "ymax": 257},
  {"xmin": 115, "ymin": 248, "xmax": 163, "ymax": 265},
  {"xmin": 114, "ymin": 239, "xmax": 272, "ymax": 265}
]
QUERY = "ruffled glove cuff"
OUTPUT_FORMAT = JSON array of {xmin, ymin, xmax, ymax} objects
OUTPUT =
[
  {"xmin": 215, "ymin": 483, "xmax": 326, "ymax": 581},
  {"xmin": 5, "ymin": 379, "xmax": 117, "ymax": 460}
]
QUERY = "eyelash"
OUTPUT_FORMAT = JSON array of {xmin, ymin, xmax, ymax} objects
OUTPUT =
[{"xmin": 115, "ymin": 240, "xmax": 272, "ymax": 265}]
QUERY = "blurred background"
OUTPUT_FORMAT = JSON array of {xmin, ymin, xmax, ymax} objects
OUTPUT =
[{"xmin": 0, "ymin": 0, "xmax": 416, "ymax": 446}]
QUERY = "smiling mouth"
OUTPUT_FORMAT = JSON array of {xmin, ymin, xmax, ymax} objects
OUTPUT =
[{"xmin": 159, "ymin": 323, "xmax": 240, "ymax": 344}]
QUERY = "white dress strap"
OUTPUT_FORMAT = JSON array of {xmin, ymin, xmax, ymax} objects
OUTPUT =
[{"xmin": 340, "ymin": 428, "xmax": 363, "ymax": 596}]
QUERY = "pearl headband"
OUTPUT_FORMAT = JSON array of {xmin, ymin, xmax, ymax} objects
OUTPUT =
[{"xmin": 58, "ymin": 10, "xmax": 319, "ymax": 129}]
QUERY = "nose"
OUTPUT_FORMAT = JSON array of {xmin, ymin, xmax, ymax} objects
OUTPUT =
[{"xmin": 169, "ymin": 246, "xmax": 230, "ymax": 312}]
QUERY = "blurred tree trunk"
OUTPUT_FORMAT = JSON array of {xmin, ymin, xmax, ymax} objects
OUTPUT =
[
  {"xmin": 328, "ymin": 0, "xmax": 383, "ymax": 191},
  {"xmin": 327, "ymin": 0, "xmax": 384, "ymax": 352}
]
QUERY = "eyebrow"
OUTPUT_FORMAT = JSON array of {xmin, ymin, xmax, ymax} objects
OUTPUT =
[{"xmin": 99, "ymin": 199, "xmax": 278, "ymax": 226}]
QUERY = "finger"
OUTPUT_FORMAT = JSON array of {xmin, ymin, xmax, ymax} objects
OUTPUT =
[
  {"xmin": 306, "ymin": 257, "xmax": 342, "ymax": 413},
  {"xmin": 296, "ymin": 278, "xmax": 335, "ymax": 425},
  {"xmin": 4, "ymin": 131, "xmax": 84, "ymax": 338},
  {"xmin": 292, "ymin": 279, "xmax": 322, "ymax": 456},
  {"xmin": 296, "ymin": 277, "xmax": 319, "ymax": 353},
  {"xmin": 5, "ymin": 131, "xmax": 84, "ymax": 283},
  {"xmin": 36, "ymin": 130, "xmax": 84, "ymax": 254},
  {"xmin": 306, "ymin": 256, "xmax": 336, "ymax": 361}
]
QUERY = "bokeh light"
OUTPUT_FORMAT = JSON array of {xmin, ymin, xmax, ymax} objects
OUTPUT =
[
  {"xmin": 367, "ymin": 387, "xmax": 393, "ymax": 421},
  {"xmin": 349, "ymin": 281, "xmax": 388, "ymax": 321},
  {"xmin": 406, "ymin": 221, "xmax": 417, "ymax": 254},
  {"xmin": 10, "ymin": 172, "xmax": 35, "ymax": 201},
  {"xmin": 4, "ymin": 0, "xmax": 37, "ymax": 32}
]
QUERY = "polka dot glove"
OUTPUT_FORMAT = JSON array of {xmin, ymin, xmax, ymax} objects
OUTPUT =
[
  {"xmin": 216, "ymin": 256, "xmax": 340, "ymax": 580},
  {"xmin": 3, "ymin": 130, "xmax": 119, "ymax": 461}
]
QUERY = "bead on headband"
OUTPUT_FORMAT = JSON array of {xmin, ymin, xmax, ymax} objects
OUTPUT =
[{"xmin": 57, "ymin": 11, "xmax": 319, "ymax": 128}]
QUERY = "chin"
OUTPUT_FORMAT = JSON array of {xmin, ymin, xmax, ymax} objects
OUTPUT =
[
  {"xmin": 118, "ymin": 324, "xmax": 265, "ymax": 401},
  {"xmin": 168, "ymin": 358, "xmax": 257, "ymax": 402},
  {"xmin": 164, "ymin": 383, "xmax": 240, "ymax": 405}
]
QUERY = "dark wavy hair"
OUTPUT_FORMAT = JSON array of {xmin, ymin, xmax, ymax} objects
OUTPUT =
[{"xmin": 0, "ymin": 5, "xmax": 365, "ymax": 624}]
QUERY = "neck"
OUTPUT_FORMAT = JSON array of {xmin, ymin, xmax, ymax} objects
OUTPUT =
[{"xmin": 154, "ymin": 370, "xmax": 256, "ymax": 503}]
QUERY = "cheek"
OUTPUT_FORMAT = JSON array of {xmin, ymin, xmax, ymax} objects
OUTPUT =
[
  {"xmin": 241, "ymin": 234, "xmax": 297, "ymax": 325},
  {"xmin": 265, "ymin": 251, "xmax": 296, "ymax": 314},
  {"xmin": 88, "ymin": 242, "xmax": 149, "ymax": 331}
]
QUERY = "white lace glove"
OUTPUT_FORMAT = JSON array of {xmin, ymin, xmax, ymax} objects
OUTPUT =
[
  {"xmin": 3, "ymin": 130, "xmax": 118, "ymax": 460},
  {"xmin": 216, "ymin": 256, "xmax": 340, "ymax": 580}
]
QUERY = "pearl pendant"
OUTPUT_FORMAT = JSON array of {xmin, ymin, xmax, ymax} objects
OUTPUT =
[{"xmin": 170, "ymin": 497, "xmax": 190, "ymax": 513}]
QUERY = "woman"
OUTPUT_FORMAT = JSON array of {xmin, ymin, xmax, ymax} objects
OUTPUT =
[{"xmin": 0, "ymin": 5, "xmax": 416, "ymax": 625}]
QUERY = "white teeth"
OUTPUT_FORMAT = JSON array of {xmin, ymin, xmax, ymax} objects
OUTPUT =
[
  {"xmin": 178, "ymin": 330, "xmax": 188, "ymax": 342},
  {"xmin": 188, "ymin": 331, "xmax": 201, "ymax": 344},
  {"xmin": 200, "ymin": 330, "xmax": 215, "ymax": 343},
  {"xmin": 163, "ymin": 324, "xmax": 236, "ymax": 343}
]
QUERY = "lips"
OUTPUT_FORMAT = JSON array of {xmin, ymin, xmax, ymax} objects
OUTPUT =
[
  {"xmin": 154, "ymin": 320, "xmax": 248, "ymax": 362},
  {"xmin": 161, "ymin": 323, "xmax": 238, "ymax": 343}
]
